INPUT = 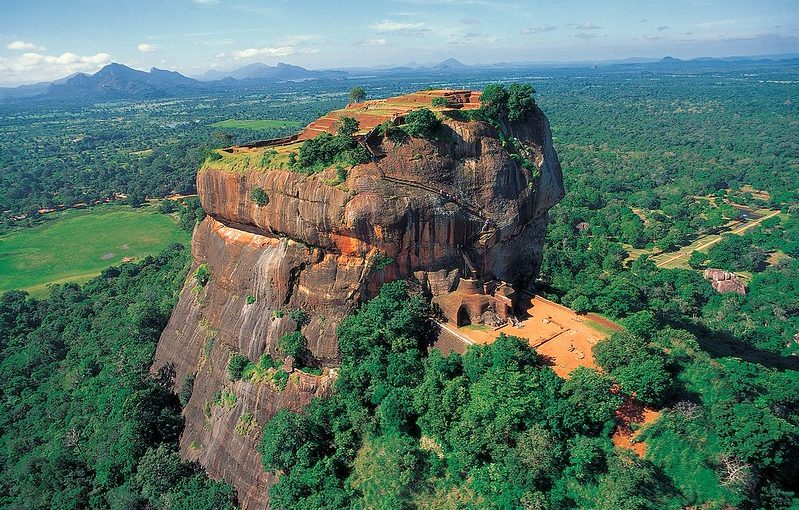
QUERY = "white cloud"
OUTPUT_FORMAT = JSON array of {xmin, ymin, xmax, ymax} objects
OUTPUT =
[
  {"xmin": 7, "ymin": 40, "xmax": 45, "ymax": 51},
  {"xmin": 575, "ymin": 22, "xmax": 602, "ymax": 30},
  {"xmin": 521, "ymin": 24, "xmax": 556, "ymax": 35},
  {"xmin": 357, "ymin": 38, "xmax": 388, "ymax": 47},
  {"xmin": 225, "ymin": 45, "xmax": 318, "ymax": 60},
  {"xmin": 0, "ymin": 51, "xmax": 111, "ymax": 85},
  {"xmin": 575, "ymin": 31, "xmax": 607, "ymax": 39},
  {"xmin": 192, "ymin": 0, "xmax": 219, "ymax": 4},
  {"xmin": 278, "ymin": 34, "xmax": 320, "ymax": 46},
  {"xmin": 137, "ymin": 43, "xmax": 156, "ymax": 53},
  {"xmin": 371, "ymin": 19, "xmax": 428, "ymax": 34}
]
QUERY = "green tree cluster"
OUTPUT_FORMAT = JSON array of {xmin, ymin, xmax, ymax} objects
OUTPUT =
[
  {"xmin": 480, "ymin": 83, "xmax": 536, "ymax": 123},
  {"xmin": 0, "ymin": 245, "xmax": 238, "ymax": 508},
  {"xmin": 258, "ymin": 282, "xmax": 678, "ymax": 509},
  {"xmin": 403, "ymin": 108, "xmax": 442, "ymax": 139},
  {"xmin": 298, "ymin": 116, "xmax": 369, "ymax": 171}
]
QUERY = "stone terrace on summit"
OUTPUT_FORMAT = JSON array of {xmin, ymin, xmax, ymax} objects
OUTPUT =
[
  {"xmin": 218, "ymin": 89, "xmax": 483, "ymax": 169},
  {"xmin": 297, "ymin": 89, "xmax": 482, "ymax": 140}
]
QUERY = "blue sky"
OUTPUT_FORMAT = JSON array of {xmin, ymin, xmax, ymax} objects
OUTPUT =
[{"xmin": 0, "ymin": 0, "xmax": 797, "ymax": 85}]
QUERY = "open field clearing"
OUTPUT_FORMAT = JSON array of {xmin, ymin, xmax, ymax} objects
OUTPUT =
[
  {"xmin": 0, "ymin": 205, "xmax": 190, "ymax": 297},
  {"xmin": 653, "ymin": 209, "xmax": 783, "ymax": 269},
  {"xmin": 453, "ymin": 295, "xmax": 622, "ymax": 378}
]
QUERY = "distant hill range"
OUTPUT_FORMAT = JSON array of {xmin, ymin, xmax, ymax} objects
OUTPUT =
[
  {"xmin": 2, "ymin": 54, "xmax": 798, "ymax": 102},
  {"xmin": 197, "ymin": 61, "xmax": 346, "ymax": 81},
  {"xmin": 0, "ymin": 61, "xmax": 348, "ymax": 101}
]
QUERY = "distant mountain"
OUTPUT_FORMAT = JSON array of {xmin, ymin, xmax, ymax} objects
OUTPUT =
[
  {"xmin": 3, "ymin": 53, "xmax": 798, "ymax": 103},
  {"xmin": 46, "ymin": 63, "xmax": 204, "ymax": 99},
  {"xmin": 432, "ymin": 58, "xmax": 468, "ymax": 71},
  {"xmin": 197, "ymin": 62, "xmax": 346, "ymax": 82}
]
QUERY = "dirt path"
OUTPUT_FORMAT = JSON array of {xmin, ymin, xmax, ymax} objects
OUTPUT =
[{"xmin": 656, "ymin": 210, "xmax": 781, "ymax": 268}]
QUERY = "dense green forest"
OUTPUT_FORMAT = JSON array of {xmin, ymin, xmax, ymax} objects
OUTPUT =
[
  {"xmin": 0, "ymin": 244, "xmax": 237, "ymax": 509},
  {"xmin": 258, "ymin": 281, "xmax": 798, "ymax": 509}
]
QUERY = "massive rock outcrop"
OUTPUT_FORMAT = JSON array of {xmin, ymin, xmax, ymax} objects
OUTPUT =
[{"xmin": 152, "ymin": 90, "xmax": 563, "ymax": 509}]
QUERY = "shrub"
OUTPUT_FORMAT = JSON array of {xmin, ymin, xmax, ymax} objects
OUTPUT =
[
  {"xmin": 277, "ymin": 331, "xmax": 307, "ymax": 361},
  {"xmin": 431, "ymin": 97, "xmax": 450, "ymax": 107},
  {"xmin": 158, "ymin": 200, "xmax": 179, "ymax": 214},
  {"xmin": 372, "ymin": 252, "xmax": 395, "ymax": 270},
  {"xmin": 336, "ymin": 116, "xmax": 359, "ymax": 137},
  {"xmin": 194, "ymin": 264, "xmax": 210, "ymax": 287},
  {"xmin": 335, "ymin": 166, "xmax": 347, "ymax": 184},
  {"xmin": 203, "ymin": 148, "xmax": 223, "ymax": 162},
  {"xmin": 179, "ymin": 373, "xmax": 196, "ymax": 407},
  {"xmin": 378, "ymin": 120, "xmax": 408, "ymax": 144},
  {"xmin": 403, "ymin": 108, "xmax": 441, "ymax": 139},
  {"xmin": 250, "ymin": 187, "xmax": 268, "ymax": 206},
  {"xmin": 298, "ymin": 127, "xmax": 369, "ymax": 172},
  {"xmin": 288, "ymin": 309, "xmax": 309, "ymax": 328},
  {"xmin": 260, "ymin": 149, "xmax": 277, "ymax": 167},
  {"xmin": 245, "ymin": 295, "xmax": 256, "ymax": 305},
  {"xmin": 227, "ymin": 353, "xmax": 250, "ymax": 381},
  {"xmin": 271, "ymin": 369, "xmax": 289, "ymax": 390}
]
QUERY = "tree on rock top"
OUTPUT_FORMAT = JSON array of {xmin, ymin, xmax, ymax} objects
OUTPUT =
[
  {"xmin": 349, "ymin": 86, "xmax": 366, "ymax": 103},
  {"xmin": 480, "ymin": 83, "xmax": 536, "ymax": 123},
  {"xmin": 403, "ymin": 108, "xmax": 441, "ymax": 139}
]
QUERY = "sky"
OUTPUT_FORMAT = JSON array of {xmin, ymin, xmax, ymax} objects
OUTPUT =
[{"xmin": 0, "ymin": 0, "xmax": 797, "ymax": 85}]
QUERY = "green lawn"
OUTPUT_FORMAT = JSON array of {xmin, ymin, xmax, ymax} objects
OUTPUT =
[
  {"xmin": 209, "ymin": 119, "xmax": 302, "ymax": 130},
  {"xmin": 0, "ymin": 205, "xmax": 190, "ymax": 297}
]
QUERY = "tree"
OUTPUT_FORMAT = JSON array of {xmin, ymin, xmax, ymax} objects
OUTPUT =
[
  {"xmin": 127, "ymin": 191, "xmax": 146, "ymax": 208},
  {"xmin": 403, "ymin": 108, "xmax": 441, "ymax": 139},
  {"xmin": 277, "ymin": 331, "xmax": 307, "ymax": 361},
  {"xmin": 349, "ymin": 86, "xmax": 366, "ymax": 103},
  {"xmin": 227, "ymin": 353, "xmax": 250, "ymax": 381},
  {"xmin": 594, "ymin": 332, "xmax": 671, "ymax": 406},
  {"xmin": 507, "ymin": 83, "xmax": 536, "ymax": 122},
  {"xmin": 259, "ymin": 409, "xmax": 308, "ymax": 472},
  {"xmin": 431, "ymin": 97, "xmax": 450, "ymax": 107},
  {"xmin": 621, "ymin": 310, "xmax": 658, "ymax": 339},
  {"xmin": 688, "ymin": 250, "xmax": 708, "ymax": 269},
  {"xmin": 351, "ymin": 435, "xmax": 423, "ymax": 510},
  {"xmin": 571, "ymin": 295, "xmax": 591, "ymax": 314},
  {"xmin": 135, "ymin": 445, "xmax": 195, "ymax": 505},
  {"xmin": 336, "ymin": 116, "xmax": 359, "ymax": 137},
  {"xmin": 561, "ymin": 367, "xmax": 622, "ymax": 435},
  {"xmin": 480, "ymin": 84, "xmax": 510, "ymax": 121}
]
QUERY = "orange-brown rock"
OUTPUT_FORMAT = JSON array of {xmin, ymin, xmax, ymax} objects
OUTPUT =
[{"xmin": 152, "ymin": 91, "xmax": 563, "ymax": 509}]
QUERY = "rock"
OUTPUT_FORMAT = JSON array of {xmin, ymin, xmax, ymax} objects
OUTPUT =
[
  {"xmin": 703, "ymin": 268, "xmax": 746, "ymax": 295},
  {"xmin": 152, "ymin": 90, "xmax": 564, "ymax": 509}
]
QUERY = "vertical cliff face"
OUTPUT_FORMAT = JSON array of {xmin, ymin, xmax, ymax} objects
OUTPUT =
[{"xmin": 152, "ymin": 92, "xmax": 563, "ymax": 509}]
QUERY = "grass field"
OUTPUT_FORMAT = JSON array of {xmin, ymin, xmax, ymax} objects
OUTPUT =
[
  {"xmin": 209, "ymin": 119, "xmax": 302, "ymax": 130},
  {"xmin": 0, "ymin": 205, "xmax": 190, "ymax": 297}
]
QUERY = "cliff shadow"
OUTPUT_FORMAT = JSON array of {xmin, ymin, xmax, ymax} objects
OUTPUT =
[{"xmin": 675, "ymin": 320, "xmax": 799, "ymax": 372}]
